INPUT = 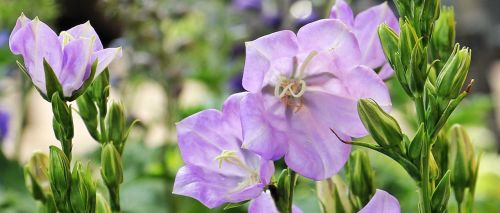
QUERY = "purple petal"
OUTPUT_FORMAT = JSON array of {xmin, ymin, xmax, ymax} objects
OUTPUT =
[
  {"xmin": 240, "ymin": 93, "xmax": 288, "ymax": 160},
  {"xmin": 344, "ymin": 65, "xmax": 391, "ymax": 110},
  {"xmin": 353, "ymin": 2, "xmax": 399, "ymax": 68},
  {"xmin": 62, "ymin": 21, "xmax": 103, "ymax": 51},
  {"xmin": 329, "ymin": 0, "xmax": 354, "ymax": 27},
  {"xmin": 242, "ymin": 30, "xmax": 299, "ymax": 92},
  {"xmin": 9, "ymin": 14, "xmax": 31, "ymax": 42},
  {"xmin": 59, "ymin": 38, "xmax": 93, "ymax": 97},
  {"xmin": 297, "ymin": 19, "xmax": 361, "ymax": 71},
  {"xmin": 92, "ymin": 47, "xmax": 122, "ymax": 76},
  {"xmin": 248, "ymin": 192, "xmax": 302, "ymax": 213},
  {"xmin": 358, "ymin": 189, "xmax": 401, "ymax": 213},
  {"xmin": 284, "ymin": 91, "xmax": 352, "ymax": 180},
  {"xmin": 9, "ymin": 18, "xmax": 63, "ymax": 95},
  {"xmin": 378, "ymin": 63, "xmax": 394, "ymax": 80}
]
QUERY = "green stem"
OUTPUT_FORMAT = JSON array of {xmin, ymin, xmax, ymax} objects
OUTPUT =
[
  {"xmin": 108, "ymin": 185, "xmax": 121, "ymax": 213},
  {"xmin": 419, "ymin": 139, "xmax": 432, "ymax": 213},
  {"xmin": 287, "ymin": 169, "xmax": 297, "ymax": 213}
]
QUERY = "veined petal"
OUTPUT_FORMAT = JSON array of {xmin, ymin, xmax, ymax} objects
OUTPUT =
[
  {"xmin": 297, "ymin": 19, "xmax": 361, "ymax": 71},
  {"xmin": 248, "ymin": 191, "xmax": 303, "ymax": 213},
  {"xmin": 242, "ymin": 31, "xmax": 299, "ymax": 92},
  {"xmin": 240, "ymin": 93, "xmax": 288, "ymax": 160},
  {"xmin": 63, "ymin": 21, "xmax": 103, "ymax": 51},
  {"xmin": 358, "ymin": 189, "xmax": 401, "ymax": 213},
  {"xmin": 329, "ymin": 0, "xmax": 354, "ymax": 27},
  {"xmin": 354, "ymin": 2, "xmax": 399, "ymax": 68},
  {"xmin": 59, "ymin": 38, "xmax": 93, "ymax": 97},
  {"xmin": 284, "ymin": 92, "xmax": 351, "ymax": 180},
  {"xmin": 92, "ymin": 47, "xmax": 122, "ymax": 76},
  {"xmin": 9, "ymin": 18, "xmax": 62, "ymax": 95}
]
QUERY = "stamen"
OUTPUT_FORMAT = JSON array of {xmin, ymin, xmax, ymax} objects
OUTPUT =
[
  {"xmin": 214, "ymin": 150, "xmax": 237, "ymax": 168},
  {"xmin": 298, "ymin": 51, "xmax": 318, "ymax": 79}
]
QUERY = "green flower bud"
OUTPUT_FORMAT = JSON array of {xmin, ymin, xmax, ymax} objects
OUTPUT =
[
  {"xmin": 24, "ymin": 152, "xmax": 51, "ymax": 201},
  {"xmin": 399, "ymin": 22, "xmax": 419, "ymax": 72},
  {"xmin": 420, "ymin": 0, "xmax": 441, "ymax": 41},
  {"xmin": 432, "ymin": 132, "xmax": 450, "ymax": 180},
  {"xmin": 48, "ymin": 146, "xmax": 72, "ymax": 212},
  {"xmin": 409, "ymin": 39, "xmax": 427, "ymax": 94},
  {"xmin": 357, "ymin": 99, "xmax": 403, "ymax": 150},
  {"xmin": 316, "ymin": 176, "xmax": 351, "ymax": 213},
  {"xmin": 106, "ymin": 101, "xmax": 126, "ymax": 151},
  {"xmin": 51, "ymin": 92, "xmax": 74, "ymax": 141},
  {"xmin": 430, "ymin": 7, "xmax": 456, "ymax": 71},
  {"xmin": 91, "ymin": 69, "xmax": 110, "ymax": 113},
  {"xmin": 450, "ymin": 125, "xmax": 475, "ymax": 204},
  {"xmin": 409, "ymin": 124, "xmax": 426, "ymax": 163},
  {"xmin": 436, "ymin": 45, "xmax": 471, "ymax": 99},
  {"xmin": 101, "ymin": 143, "xmax": 123, "ymax": 187},
  {"xmin": 70, "ymin": 161, "xmax": 96, "ymax": 213},
  {"xmin": 393, "ymin": 0, "xmax": 411, "ymax": 19},
  {"xmin": 431, "ymin": 170, "xmax": 451, "ymax": 213},
  {"xmin": 347, "ymin": 150, "xmax": 375, "ymax": 208},
  {"xmin": 429, "ymin": 152, "xmax": 440, "ymax": 180},
  {"xmin": 77, "ymin": 92, "xmax": 100, "ymax": 141},
  {"xmin": 96, "ymin": 193, "xmax": 112, "ymax": 213}
]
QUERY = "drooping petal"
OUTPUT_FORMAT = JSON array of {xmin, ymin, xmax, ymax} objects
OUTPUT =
[
  {"xmin": 9, "ymin": 18, "xmax": 63, "ymax": 95},
  {"xmin": 240, "ymin": 93, "xmax": 288, "ymax": 160},
  {"xmin": 63, "ymin": 21, "xmax": 103, "ymax": 51},
  {"xmin": 92, "ymin": 47, "xmax": 122, "ymax": 76},
  {"xmin": 358, "ymin": 189, "xmax": 401, "ymax": 213},
  {"xmin": 242, "ymin": 30, "xmax": 299, "ymax": 92},
  {"xmin": 248, "ymin": 192, "xmax": 303, "ymax": 213},
  {"xmin": 297, "ymin": 19, "xmax": 361, "ymax": 71},
  {"xmin": 353, "ymin": 2, "xmax": 399, "ymax": 68},
  {"xmin": 329, "ymin": 0, "xmax": 354, "ymax": 27},
  {"xmin": 173, "ymin": 165, "xmax": 264, "ymax": 208},
  {"xmin": 59, "ymin": 38, "xmax": 93, "ymax": 97},
  {"xmin": 284, "ymin": 91, "xmax": 352, "ymax": 180}
]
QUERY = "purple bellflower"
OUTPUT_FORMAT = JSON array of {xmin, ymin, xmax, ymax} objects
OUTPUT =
[
  {"xmin": 358, "ymin": 189, "xmax": 401, "ymax": 213},
  {"xmin": 9, "ymin": 14, "xmax": 122, "ymax": 100},
  {"xmin": 173, "ymin": 93, "xmax": 275, "ymax": 208},
  {"xmin": 248, "ymin": 191, "xmax": 302, "ymax": 213},
  {"xmin": 241, "ymin": 19, "xmax": 391, "ymax": 180},
  {"xmin": 330, "ymin": 0, "xmax": 400, "ymax": 79}
]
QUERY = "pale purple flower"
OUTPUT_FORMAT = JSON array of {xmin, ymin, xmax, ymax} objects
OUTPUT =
[
  {"xmin": 330, "ymin": 0, "xmax": 400, "ymax": 79},
  {"xmin": 241, "ymin": 19, "xmax": 391, "ymax": 180},
  {"xmin": 358, "ymin": 189, "xmax": 401, "ymax": 213},
  {"xmin": 0, "ymin": 109, "xmax": 9, "ymax": 143},
  {"xmin": 248, "ymin": 191, "xmax": 302, "ymax": 213},
  {"xmin": 173, "ymin": 93, "xmax": 274, "ymax": 208},
  {"xmin": 9, "ymin": 14, "xmax": 122, "ymax": 99}
]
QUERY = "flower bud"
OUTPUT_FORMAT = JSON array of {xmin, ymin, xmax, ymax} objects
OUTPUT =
[
  {"xmin": 106, "ymin": 101, "xmax": 126, "ymax": 151},
  {"xmin": 450, "ymin": 125, "xmax": 475, "ymax": 204},
  {"xmin": 48, "ymin": 146, "xmax": 72, "ymax": 212},
  {"xmin": 430, "ymin": 7, "xmax": 456, "ymax": 71},
  {"xmin": 24, "ymin": 152, "xmax": 51, "ymax": 201},
  {"xmin": 316, "ymin": 176, "xmax": 351, "ymax": 213},
  {"xmin": 432, "ymin": 132, "xmax": 450, "ymax": 180},
  {"xmin": 408, "ymin": 124, "xmax": 426, "ymax": 164},
  {"xmin": 429, "ymin": 152, "xmax": 440, "ymax": 180},
  {"xmin": 420, "ymin": 0, "xmax": 441, "ymax": 41},
  {"xmin": 393, "ymin": 0, "xmax": 411, "ymax": 19},
  {"xmin": 347, "ymin": 150, "xmax": 375, "ymax": 207},
  {"xmin": 70, "ymin": 161, "xmax": 96, "ymax": 213},
  {"xmin": 431, "ymin": 170, "xmax": 451, "ymax": 213},
  {"xmin": 77, "ymin": 92, "xmax": 99, "ymax": 141},
  {"xmin": 436, "ymin": 45, "xmax": 471, "ymax": 99},
  {"xmin": 357, "ymin": 99, "xmax": 403, "ymax": 150},
  {"xmin": 101, "ymin": 143, "xmax": 123, "ymax": 187},
  {"xmin": 51, "ymin": 92, "xmax": 74, "ymax": 141},
  {"xmin": 409, "ymin": 39, "xmax": 427, "ymax": 94},
  {"xmin": 91, "ymin": 69, "xmax": 110, "ymax": 113},
  {"xmin": 96, "ymin": 192, "xmax": 112, "ymax": 213}
]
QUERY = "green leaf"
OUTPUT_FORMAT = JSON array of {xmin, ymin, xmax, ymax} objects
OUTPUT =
[
  {"xmin": 223, "ymin": 200, "xmax": 249, "ymax": 210},
  {"xmin": 43, "ymin": 59, "xmax": 63, "ymax": 101}
]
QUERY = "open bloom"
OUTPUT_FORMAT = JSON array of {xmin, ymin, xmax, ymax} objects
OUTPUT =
[
  {"xmin": 330, "ymin": 0, "xmax": 399, "ymax": 79},
  {"xmin": 9, "ymin": 14, "xmax": 121, "ymax": 100},
  {"xmin": 241, "ymin": 19, "xmax": 390, "ymax": 180},
  {"xmin": 358, "ymin": 189, "xmax": 400, "ymax": 213},
  {"xmin": 248, "ymin": 191, "xmax": 302, "ymax": 213},
  {"xmin": 173, "ymin": 93, "xmax": 274, "ymax": 208}
]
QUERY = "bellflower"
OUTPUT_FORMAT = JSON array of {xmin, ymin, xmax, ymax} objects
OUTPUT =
[
  {"xmin": 358, "ymin": 189, "xmax": 401, "ymax": 213},
  {"xmin": 248, "ymin": 191, "xmax": 302, "ymax": 213},
  {"xmin": 241, "ymin": 19, "xmax": 390, "ymax": 180},
  {"xmin": 330, "ymin": 0, "xmax": 399, "ymax": 79},
  {"xmin": 9, "ymin": 14, "xmax": 122, "ymax": 100},
  {"xmin": 173, "ymin": 93, "xmax": 274, "ymax": 208}
]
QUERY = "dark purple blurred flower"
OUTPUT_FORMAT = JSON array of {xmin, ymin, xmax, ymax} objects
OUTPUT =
[
  {"xmin": 0, "ymin": 110, "xmax": 9, "ymax": 142},
  {"xmin": 9, "ymin": 14, "xmax": 122, "ymax": 98},
  {"xmin": 0, "ymin": 30, "xmax": 9, "ymax": 47},
  {"xmin": 232, "ymin": 0, "xmax": 262, "ymax": 11},
  {"xmin": 228, "ymin": 72, "xmax": 245, "ymax": 93},
  {"xmin": 330, "ymin": 0, "xmax": 400, "ymax": 79}
]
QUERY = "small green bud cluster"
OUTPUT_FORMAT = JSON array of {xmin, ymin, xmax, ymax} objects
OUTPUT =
[{"xmin": 346, "ymin": 151, "xmax": 375, "ymax": 211}]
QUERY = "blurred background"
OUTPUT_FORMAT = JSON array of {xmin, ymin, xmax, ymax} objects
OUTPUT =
[{"xmin": 0, "ymin": 0, "xmax": 499, "ymax": 212}]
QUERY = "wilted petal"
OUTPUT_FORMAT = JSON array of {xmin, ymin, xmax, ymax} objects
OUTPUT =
[
  {"xmin": 64, "ymin": 21, "xmax": 103, "ymax": 51},
  {"xmin": 240, "ymin": 93, "xmax": 288, "ymax": 160},
  {"xmin": 284, "ymin": 92, "xmax": 351, "ymax": 180},
  {"xmin": 329, "ymin": 0, "xmax": 354, "ymax": 27},
  {"xmin": 59, "ymin": 38, "xmax": 93, "ymax": 97},
  {"xmin": 248, "ymin": 192, "xmax": 302, "ymax": 213},
  {"xmin": 297, "ymin": 19, "xmax": 361, "ymax": 71},
  {"xmin": 354, "ymin": 2, "xmax": 399, "ymax": 68},
  {"xmin": 358, "ymin": 189, "xmax": 400, "ymax": 213},
  {"xmin": 242, "ymin": 31, "xmax": 298, "ymax": 92},
  {"xmin": 9, "ymin": 18, "xmax": 62, "ymax": 95},
  {"xmin": 92, "ymin": 47, "xmax": 122, "ymax": 76}
]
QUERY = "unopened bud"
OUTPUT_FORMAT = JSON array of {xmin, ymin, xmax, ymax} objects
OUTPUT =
[
  {"xmin": 24, "ymin": 152, "xmax": 51, "ymax": 201},
  {"xmin": 399, "ymin": 22, "xmax": 419, "ymax": 72},
  {"xmin": 77, "ymin": 92, "xmax": 99, "ymax": 141},
  {"xmin": 48, "ymin": 146, "xmax": 71, "ymax": 212},
  {"xmin": 348, "ymin": 150, "xmax": 375, "ymax": 207},
  {"xmin": 393, "ymin": 0, "xmax": 411, "ymax": 19},
  {"xmin": 430, "ymin": 7, "xmax": 456, "ymax": 71},
  {"xmin": 420, "ymin": 0, "xmax": 441, "ymax": 41},
  {"xmin": 357, "ymin": 99, "xmax": 403, "ymax": 149},
  {"xmin": 431, "ymin": 170, "xmax": 451, "ymax": 213},
  {"xmin": 101, "ymin": 143, "xmax": 123, "ymax": 187},
  {"xmin": 409, "ymin": 124, "xmax": 426, "ymax": 164},
  {"xmin": 450, "ymin": 125, "xmax": 475, "ymax": 204},
  {"xmin": 51, "ymin": 92, "xmax": 73, "ymax": 141},
  {"xmin": 436, "ymin": 45, "xmax": 471, "ymax": 99},
  {"xmin": 96, "ymin": 192, "xmax": 112, "ymax": 213},
  {"xmin": 106, "ymin": 101, "xmax": 126, "ymax": 151},
  {"xmin": 70, "ymin": 161, "xmax": 96, "ymax": 213}
]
